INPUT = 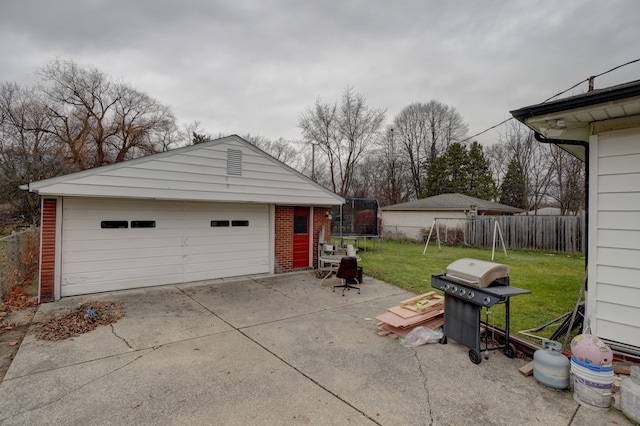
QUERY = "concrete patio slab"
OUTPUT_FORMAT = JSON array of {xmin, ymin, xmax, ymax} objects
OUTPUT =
[{"xmin": 0, "ymin": 272, "xmax": 632, "ymax": 425}]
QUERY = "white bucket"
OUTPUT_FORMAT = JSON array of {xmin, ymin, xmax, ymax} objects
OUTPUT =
[{"xmin": 571, "ymin": 356, "xmax": 614, "ymax": 410}]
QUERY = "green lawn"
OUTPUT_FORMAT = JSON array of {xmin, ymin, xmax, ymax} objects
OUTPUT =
[{"xmin": 356, "ymin": 240, "xmax": 585, "ymax": 343}]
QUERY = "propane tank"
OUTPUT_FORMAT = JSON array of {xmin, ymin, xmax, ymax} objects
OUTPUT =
[
  {"xmin": 533, "ymin": 339, "xmax": 570, "ymax": 389},
  {"xmin": 621, "ymin": 365, "xmax": 640, "ymax": 423}
]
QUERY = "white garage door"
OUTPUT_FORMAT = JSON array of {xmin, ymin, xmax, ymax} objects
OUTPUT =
[{"xmin": 60, "ymin": 198, "xmax": 270, "ymax": 296}]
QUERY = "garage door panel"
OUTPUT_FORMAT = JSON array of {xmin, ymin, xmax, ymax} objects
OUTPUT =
[
  {"xmin": 61, "ymin": 198, "xmax": 271, "ymax": 296},
  {"xmin": 185, "ymin": 248, "xmax": 269, "ymax": 264},
  {"xmin": 63, "ymin": 237, "xmax": 184, "ymax": 252},
  {"xmin": 184, "ymin": 234, "xmax": 269, "ymax": 249},
  {"xmin": 63, "ymin": 254, "xmax": 183, "ymax": 274},
  {"xmin": 186, "ymin": 261, "xmax": 268, "ymax": 280},
  {"xmin": 61, "ymin": 272, "xmax": 185, "ymax": 297},
  {"xmin": 63, "ymin": 229, "xmax": 184, "ymax": 242},
  {"xmin": 64, "ymin": 246, "xmax": 183, "ymax": 263},
  {"xmin": 63, "ymin": 264, "xmax": 183, "ymax": 285}
]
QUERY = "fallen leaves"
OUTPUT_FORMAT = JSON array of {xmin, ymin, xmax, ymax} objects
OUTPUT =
[
  {"xmin": 38, "ymin": 301, "xmax": 125, "ymax": 341},
  {"xmin": 3, "ymin": 287, "xmax": 37, "ymax": 310}
]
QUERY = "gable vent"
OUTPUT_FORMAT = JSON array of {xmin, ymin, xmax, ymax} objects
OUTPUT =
[{"xmin": 227, "ymin": 149, "xmax": 242, "ymax": 176}]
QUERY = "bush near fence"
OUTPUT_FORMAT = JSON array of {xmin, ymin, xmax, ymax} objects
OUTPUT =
[{"xmin": 0, "ymin": 228, "xmax": 40, "ymax": 300}]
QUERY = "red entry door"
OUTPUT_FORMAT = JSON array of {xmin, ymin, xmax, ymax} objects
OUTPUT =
[{"xmin": 293, "ymin": 207, "xmax": 310, "ymax": 268}]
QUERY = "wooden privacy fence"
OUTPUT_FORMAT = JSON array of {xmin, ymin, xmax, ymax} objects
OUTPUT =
[{"xmin": 465, "ymin": 216, "xmax": 586, "ymax": 254}]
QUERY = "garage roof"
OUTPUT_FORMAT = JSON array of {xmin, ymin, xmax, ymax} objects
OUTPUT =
[
  {"xmin": 22, "ymin": 135, "xmax": 345, "ymax": 206},
  {"xmin": 382, "ymin": 193, "xmax": 523, "ymax": 214}
]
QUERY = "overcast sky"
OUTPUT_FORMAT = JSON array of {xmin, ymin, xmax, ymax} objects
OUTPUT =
[{"xmin": 2, "ymin": 0, "xmax": 639, "ymax": 146}]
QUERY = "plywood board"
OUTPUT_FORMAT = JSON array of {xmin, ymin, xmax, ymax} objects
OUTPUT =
[
  {"xmin": 399, "ymin": 292, "xmax": 444, "ymax": 313},
  {"xmin": 387, "ymin": 306, "xmax": 421, "ymax": 319},
  {"xmin": 375, "ymin": 309, "xmax": 444, "ymax": 329},
  {"xmin": 380, "ymin": 315, "xmax": 444, "ymax": 337}
]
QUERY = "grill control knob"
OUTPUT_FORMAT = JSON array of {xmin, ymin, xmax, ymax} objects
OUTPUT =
[
  {"xmin": 443, "ymin": 283, "xmax": 450, "ymax": 291},
  {"xmin": 483, "ymin": 296, "xmax": 491, "ymax": 305},
  {"xmin": 459, "ymin": 288, "xmax": 466, "ymax": 296},
  {"xmin": 468, "ymin": 291, "xmax": 475, "ymax": 299},
  {"xmin": 451, "ymin": 286, "xmax": 457, "ymax": 293}
]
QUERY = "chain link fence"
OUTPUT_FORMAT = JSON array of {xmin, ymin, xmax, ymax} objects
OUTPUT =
[{"xmin": 0, "ymin": 228, "xmax": 40, "ymax": 300}]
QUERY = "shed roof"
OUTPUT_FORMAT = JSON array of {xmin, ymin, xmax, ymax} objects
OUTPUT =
[
  {"xmin": 381, "ymin": 193, "xmax": 523, "ymax": 214},
  {"xmin": 22, "ymin": 135, "xmax": 345, "ymax": 206}
]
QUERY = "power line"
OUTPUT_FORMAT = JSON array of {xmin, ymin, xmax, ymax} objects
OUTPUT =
[
  {"xmin": 460, "ymin": 117, "xmax": 513, "ymax": 144},
  {"xmin": 462, "ymin": 58, "xmax": 640, "ymax": 144}
]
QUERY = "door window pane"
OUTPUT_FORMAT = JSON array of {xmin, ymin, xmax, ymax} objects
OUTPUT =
[{"xmin": 294, "ymin": 215, "xmax": 308, "ymax": 234}]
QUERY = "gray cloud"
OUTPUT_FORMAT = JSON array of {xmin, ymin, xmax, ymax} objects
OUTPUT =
[{"xmin": 2, "ymin": 0, "xmax": 639, "ymax": 144}]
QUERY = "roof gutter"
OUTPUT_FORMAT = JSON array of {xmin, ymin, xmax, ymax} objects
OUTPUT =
[
  {"xmin": 534, "ymin": 132, "xmax": 589, "ymax": 279},
  {"xmin": 510, "ymin": 79, "xmax": 640, "ymax": 120}
]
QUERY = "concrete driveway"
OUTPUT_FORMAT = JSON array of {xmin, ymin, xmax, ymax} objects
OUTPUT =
[{"xmin": 0, "ymin": 272, "xmax": 631, "ymax": 425}]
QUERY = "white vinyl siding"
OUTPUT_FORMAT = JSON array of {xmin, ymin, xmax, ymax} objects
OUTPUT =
[
  {"xmin": 60, "ymin": 198, "xmax": 269, "ymax": 296},
  {"xmin": 588, "ymin": 128, "xmax": 640, "ymax": 348},
  {"xmin": 29, "ymin": 136, "xmax": 343, "ymax": 206}
]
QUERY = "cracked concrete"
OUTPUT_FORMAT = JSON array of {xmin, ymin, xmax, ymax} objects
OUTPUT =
[
  {"xmin": 0, "ymin": 271, "xmax": 633, "ymax": 425},
  {"xmin": 110, "ymin": 323, "xmax": 133, "ymax": 349}
]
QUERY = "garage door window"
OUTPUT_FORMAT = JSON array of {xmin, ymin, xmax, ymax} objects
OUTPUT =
[
  {"xmin": 232, "ymin": 220, "xmax": 249, "ymax": 227},
  {"xmin": 211, "ymin": 220, "xmax": 230, "ymax": 227},
  {"xmin": 131, "ymin": 220, "xmax": 156, "ymax": 228},
  {"xmin": 101, "ymin": 221, "xmax": 128, "ymax": 229}
]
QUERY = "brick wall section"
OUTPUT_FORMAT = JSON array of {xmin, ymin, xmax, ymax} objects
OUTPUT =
[
  {"xmin": 274, "ymin": 206, "xmax": 333, "ymax": 273},
  {"xmin": 274, "ymin": 206, "xmax": 293, "ymax": 273},
  {"xmin": 39, "ymin": 199, "xmax": 56, "ymax": 302}
]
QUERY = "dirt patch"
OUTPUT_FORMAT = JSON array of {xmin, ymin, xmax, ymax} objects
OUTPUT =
[
  {"xmin": 0, "ymin": 297, "xmax": 126, "ymax": 382},
  {"xmin": 37, "ymin": 301, "xmax": 125, "ymax": 341}
]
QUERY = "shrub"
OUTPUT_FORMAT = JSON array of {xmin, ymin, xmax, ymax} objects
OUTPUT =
[{"xmin": 0, "ymin": 229, "xmax": 39, "ymax": 301}]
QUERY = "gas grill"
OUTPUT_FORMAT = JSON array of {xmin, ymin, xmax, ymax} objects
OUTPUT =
[{"xmin": 431, "ymin": 258, "xmax": 531, "ymax": 364}]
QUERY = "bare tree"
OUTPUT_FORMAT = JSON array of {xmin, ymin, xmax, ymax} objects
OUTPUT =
[
  {"xmin": 484, "ymin": 142, "xmax": 510, "ymax": 190},
  {"xmin": 299, "ymin": 87, "xmax": 385, "ymax": 196},
  {"xmin": 391, "ymin": 101, "xmax": 467, "ymax": 200},
  {"xmin": 498, "ymin": 121, "xmax": 553, "ymax": 212},
  {"xmin": 548, "ymin": 145, "xmax": 586, "ymax": 215},
  {"xmin": 0, "ymin": 83, "xmax": 67, "ymax": 223},
  {"xmin": 366, "ymin": 128, "xmax": 411, "ymax": 206},
  {"xmin": 242, "ymin": 134, "xmax": 301, "ymax": 167},
  {"xmin": 37, "ymin": 59, "xmax": 181, "ymax": 170}
]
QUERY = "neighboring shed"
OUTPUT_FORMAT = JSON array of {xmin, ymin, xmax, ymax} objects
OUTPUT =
[
  {"xmin": 23, "ymin": 135, "xmax": 344, "ymax": 302},
  {"xmin": 511, "ymin": 79, "xmax": 640, "ymax": 355},
  {"xmin": 381, "ymin": 193, "xmax": 523, "ymax": 241}
]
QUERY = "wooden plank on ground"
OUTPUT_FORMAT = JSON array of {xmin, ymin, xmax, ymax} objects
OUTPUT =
[
  {"xmin": 518, "ymin": 360, "xmax": 535, "ymax": 376},
  {"xmin": 400, "ymin": 291, "xmax": 436, "ymax": 306},
  {"xmin": 375, "ymin": 309, "xmax": 444, "ymax": 329},
  {"xmin": 387, "ymin": 305, "xmax": 421, "ymax": 319},
  {"xmin": 380, "ymin": 315, "xmax": 444, "ymax": 337},
  {"xmin": 399, "ymin": 292, "xmax": 444, "ymax": 313}
]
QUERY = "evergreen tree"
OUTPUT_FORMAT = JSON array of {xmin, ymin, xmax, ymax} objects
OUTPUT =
[
  {"xmin": 466, "ymin": 142, "xmax": 497, "ymax": 200},
  {"xmin": 422, "ymin": 142, "xmax": 496, "ymax": 199},
  {"xmin": 499, "ymin": 157, "xmax": 527, "ymax": 209}
]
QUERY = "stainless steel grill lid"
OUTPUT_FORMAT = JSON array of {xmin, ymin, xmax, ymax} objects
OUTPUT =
[{"xmin": 445, "ymin": 258, "xmax": 509, "ymax": 288}]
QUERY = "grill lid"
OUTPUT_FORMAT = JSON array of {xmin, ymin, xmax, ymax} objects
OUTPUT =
[{"xmin": 445, "ymin": 258, "xmax": 509, "ymax": 288}]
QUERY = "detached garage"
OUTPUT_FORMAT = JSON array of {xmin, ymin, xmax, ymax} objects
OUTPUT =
[{"xmin": 24, "ymin": 135, "xmax": 344, "ymax": 301}]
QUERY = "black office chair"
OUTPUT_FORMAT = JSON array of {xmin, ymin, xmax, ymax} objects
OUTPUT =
[{"xmin": 333, "ymin": 256, "xmax": 360, "ymax": 296}]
